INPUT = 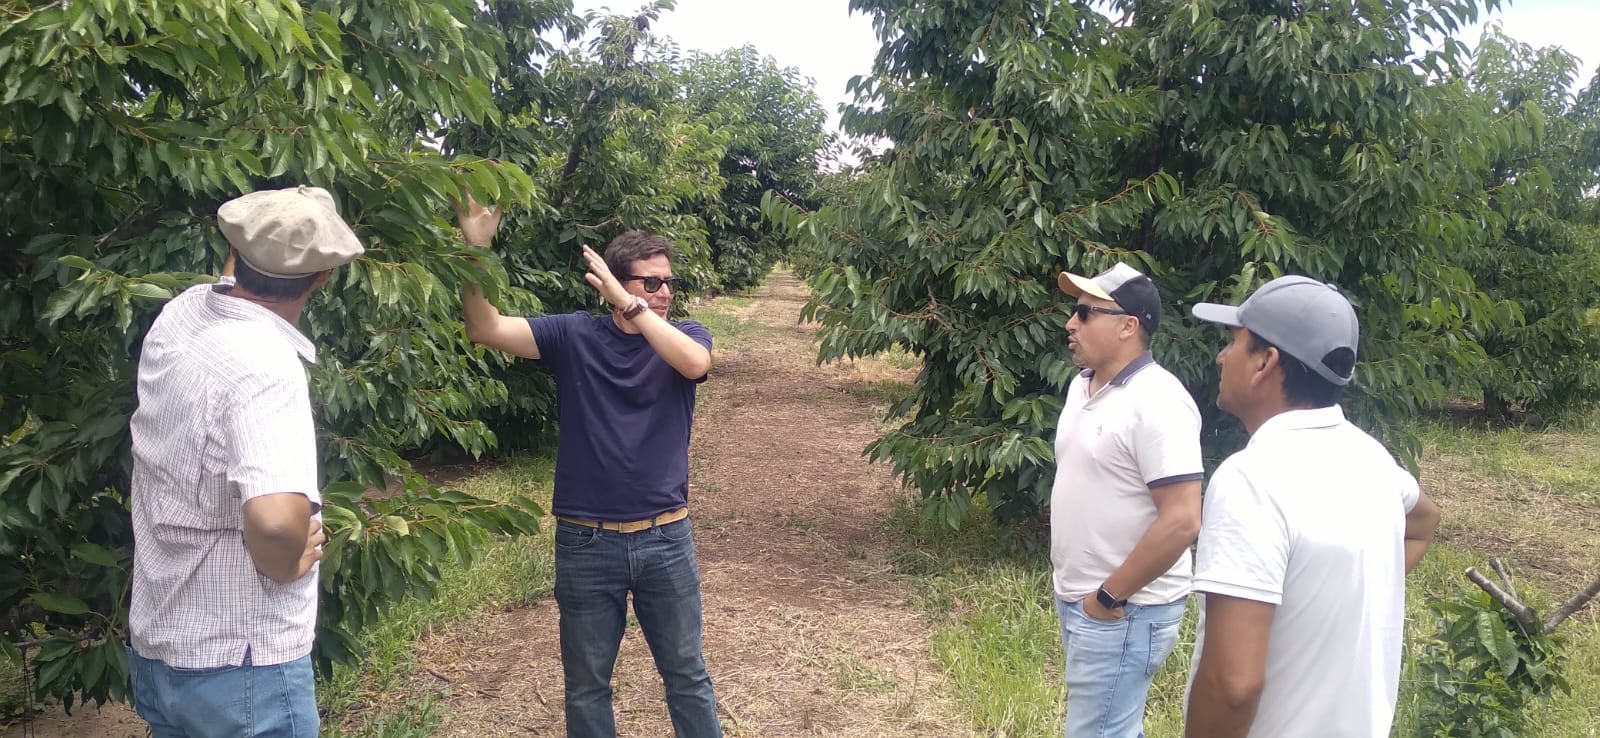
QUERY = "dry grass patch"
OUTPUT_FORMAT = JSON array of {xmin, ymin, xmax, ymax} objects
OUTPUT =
[{"xmin": 1416, "ymin": 420, "xmax": 1600, "ymax": 594}]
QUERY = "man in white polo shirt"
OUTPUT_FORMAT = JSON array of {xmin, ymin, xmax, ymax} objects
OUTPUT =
[
  {"xmin": 129, "ymin": 186, "xmax": 363, "ymax": 736},
  {"xmin": 1184, "ymin": 276, "xmax": 1441, "ymax": 738},
  {"xmin": 1051, "ymin": 263, "xmax": 1204, "ymax": 738}
]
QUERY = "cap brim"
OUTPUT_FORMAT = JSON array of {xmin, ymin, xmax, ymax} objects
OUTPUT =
[
  {"xmin": 1190, "ymin": 303, "xmax": 1243, "ymax": 327},
  {"xmin": 1058, "ymin": 272, "xmax": 1113, "ymax": 301}
]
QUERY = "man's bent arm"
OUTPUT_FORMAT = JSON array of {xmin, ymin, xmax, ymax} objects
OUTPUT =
[
  {"xmin": 1186, "ymin": 593, "xmax": 1275, "ymax": 738},
  {"xmin": 629, "ymin": 308, "xmax": 712, "ymax": 380},
  {"xmin": 1405, "ymin": 490, "xmax": 1440, "ymax": 574},
  {"xmin": 462, "ymin": 284, "xmax": 541, "ymax": 359},
  {"xmin": 1101, "ymin": 479, "xmax": 1202, "ymax": 602},
  {"xmin": 242, "ymin": 492, "xmax": 318, "ymax": 584}
]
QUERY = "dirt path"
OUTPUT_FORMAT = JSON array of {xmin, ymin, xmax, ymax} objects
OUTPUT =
[
  {"xmin": 4, "ymin": 271, "xmax": 965, "ymax": 737},
  {"xmin": 407, "ymin": 270, "xmax": 966, "ymax": 736}
]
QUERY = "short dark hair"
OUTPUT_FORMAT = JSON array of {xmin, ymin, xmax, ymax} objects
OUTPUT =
[
  {"xmin": 603, "ymin": 231, "xmax": 674, "ymax": 279},
  {"xmin": 234, "ymin": 256, "xmax": 320, "ymax": 299},
  {"xmin": 1246, "ymin": 331, "xmax": 1350, "ymax": 408}
]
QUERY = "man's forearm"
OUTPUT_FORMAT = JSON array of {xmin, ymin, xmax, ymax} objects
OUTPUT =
[
  {"xmin": 461, "ymin": 285, "xmax": 500, "ymax": 343},
  {"xmin": 244, "ymin": 524, "xmax": 311, "ymax": 584},
  {"xmin": 459, "ymin": 222, "xmax": 498, "ymax": 343},
  {"xmin": 1405, "ymin": 539, "xmax": 1430, "ymax": 574},
  {"xmin": 1185, "ymin": 666, "xmax": 1261, "ymax": 738},
  {"xmin": 631, "ymin": 309, "xmax": 711, "ymax": 379},
  {"xmin": 1403, "ymin": 492, "xmax": 1440, "ymax": 575},
  {"xmin": 1102, "ymin": 512, "xmax": 1200, "ymax": 601}
]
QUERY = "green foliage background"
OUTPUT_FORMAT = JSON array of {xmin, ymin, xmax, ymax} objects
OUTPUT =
[
  {"xmin": 0, "ymin": 0, "xmax": 824, "ymax": 710},
  {"xmin": 767, "ymin": 0, "xmax": 1600, "ymax": 527}
]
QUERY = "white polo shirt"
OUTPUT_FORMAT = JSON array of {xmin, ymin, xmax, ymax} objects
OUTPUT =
[
  {"xmin": 1050, "ymin": 353, "xmax": 1204, "ymax": 605},
  {"xmin": 129, "ymin": 282, "xmax": 321, "ymax": 668},
  {"xmin": 1187, "ymin": 406, "xmax": 1420, "ymax": 738}
]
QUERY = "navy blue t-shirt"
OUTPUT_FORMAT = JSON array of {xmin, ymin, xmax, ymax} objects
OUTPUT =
[{"xmin": 527, "ymin": 312, "xmax": 712, "ymax": 520}]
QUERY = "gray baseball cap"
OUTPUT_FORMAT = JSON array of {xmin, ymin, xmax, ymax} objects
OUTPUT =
[{"xmin": 1190, "ymin": 275, "xmax": 1359, "ymax": 386}]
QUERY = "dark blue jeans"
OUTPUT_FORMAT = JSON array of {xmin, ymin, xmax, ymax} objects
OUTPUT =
[
  {"xmin": 555, "ymin": 516, "xmax": 720, "ymax": 738},
  {"xmin": 128, "ymin": 646, "xmax": 317, "ymax": 738}
]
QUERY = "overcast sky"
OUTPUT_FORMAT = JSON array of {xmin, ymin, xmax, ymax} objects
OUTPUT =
[{"xmin": 571, "ymin": 0, "xmax": 1600, "ymax": 136}]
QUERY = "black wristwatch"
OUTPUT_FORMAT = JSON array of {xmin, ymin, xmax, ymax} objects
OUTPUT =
[{"xmin": 1096, "ymin": 585, "xmax": 1127, "ymax": 610}]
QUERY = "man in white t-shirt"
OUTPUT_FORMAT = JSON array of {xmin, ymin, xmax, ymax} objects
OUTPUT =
[
  {"xmin": 1051, "ymin": 263, "xmax": 1204, "ymax": 738},
  {"xmin": 1184, "ymin": 276, "xmax": 1441, "ymax": 738}
]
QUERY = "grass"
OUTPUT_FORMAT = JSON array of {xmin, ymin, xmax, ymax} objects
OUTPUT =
[
  {"xmin": 893, "ymin": 416, "xmax": 1600, "ymax": 738},
  {"xmin": 888, "ymin": 498, "xmax": 1063, "ymax": 735},
  {"xmin": 343, "ymin": 697, "xmax": 443, "ymax": 738},
  {"xmin": 830, "ymin": 653, "xmax": 898, "ymax": 694},
  {"xmin": 0, "ymin": 658, "xmax": 26, "ymax": 721},
  {"xmin": 1415, "ymin": 419, "xmax": 1600, "ymax": 506},
  {"xmin": 320, "ymin": 454, "xmax": 556, "ymax": 736},
  {"xmin": 844, "ymin": 379, "xmax": 916, "ymax": 406},
  {"xmin": 875, "ymin": 346, "xmax": 922, "ymax": 371},
  {"xmin": 691, "ymin": 298, "xmax": 753, "ymax": 348}
]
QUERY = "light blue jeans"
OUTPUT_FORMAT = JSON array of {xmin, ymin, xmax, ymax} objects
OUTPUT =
[
  {"xmin": 128, "ymin": 646, "xmax": 318, "ymax": 738},
  {"xmin": 1056, "ymin": 596, "xmax": 1187, "ymax": 738}
]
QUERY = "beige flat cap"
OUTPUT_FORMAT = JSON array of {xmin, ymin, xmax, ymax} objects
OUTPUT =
[{"xmin": 217, "ymin": 186, "xmax": 364, "ymax": 278}]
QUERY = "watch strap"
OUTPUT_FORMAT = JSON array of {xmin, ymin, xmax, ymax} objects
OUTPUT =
[
  {"xmin": 1096, "ymin": 585, "xmax": 1127, "ymax": 610},
  {"xmin": 621, "ymin": 296, "xmax": 647, "ymax": 320}
]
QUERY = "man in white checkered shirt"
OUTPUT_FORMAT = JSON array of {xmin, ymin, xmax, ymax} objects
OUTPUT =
[{"xmin": 128, "ymin": 186, "xmax": 363, "ymax": 737}]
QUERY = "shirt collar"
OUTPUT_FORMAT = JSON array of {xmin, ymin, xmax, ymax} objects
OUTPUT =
[
  {"xmin": 1078, "ymin": 351, "xmax": 1156, "ymax": 388},
  {"xmin": 206, "ymin": 278, "xmax": 317, "ymax": 363},
  {"xmin": 1249, "ymin": 405, "xmax": 1346, "ymax": 444}
]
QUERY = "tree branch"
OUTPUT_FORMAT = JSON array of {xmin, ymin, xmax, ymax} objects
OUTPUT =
[
  {"xmin": 550, "ymin": 88, "xmax": 601, "ymax": 210},
  {"xmin": 1543, "ymin": 571, "xmax": 1600, "ymax": 634},
  {"xmin": 1466, "ymin": 566, "xmax": 1539, "ymax": 628},
  {"xmin": 1490, "ymin": 556, "xmax": 1519, "ymax": 602}
]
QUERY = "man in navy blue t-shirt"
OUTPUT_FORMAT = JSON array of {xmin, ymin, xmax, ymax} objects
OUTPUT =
[{"xmin": 455, "ymin": 198, "xmax": 719, "ymax": 737}]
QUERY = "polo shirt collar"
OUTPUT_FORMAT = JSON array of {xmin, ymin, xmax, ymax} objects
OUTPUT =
[
  {"xmin": 206, "ymin": 279, "xmax": 317, "ymax": 363},
  {"xmin": 1249, "ymin": 405, "xmax": 1346, "ymax": 444},
  {"xmin": 1078, "ymin": 351, "xmax": 1156, "ymax": 388}
]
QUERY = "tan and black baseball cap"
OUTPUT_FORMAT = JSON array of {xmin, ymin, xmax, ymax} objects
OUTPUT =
[{"xmin": 1058, "ymin": 263, "xmax": 1163, "ymax": 334}]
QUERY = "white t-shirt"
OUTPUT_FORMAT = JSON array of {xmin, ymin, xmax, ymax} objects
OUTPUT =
[
  {"xmin": 1051, "ymin": 353, "xmax": 1204, "ymax": 605},
  {"xmin": 1187, "ymin": 406, "xmax": 1420, "ymax": 738}
]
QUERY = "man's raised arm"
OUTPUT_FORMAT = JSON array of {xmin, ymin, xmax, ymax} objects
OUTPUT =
[{"xmin": 457, "ymin": 196, "xmax": 541, "ymax": 360}]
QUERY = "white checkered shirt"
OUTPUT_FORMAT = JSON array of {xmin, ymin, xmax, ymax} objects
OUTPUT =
[{"xmin": 129, "ymin": 282, "xmax": 321, "ymax": 668}]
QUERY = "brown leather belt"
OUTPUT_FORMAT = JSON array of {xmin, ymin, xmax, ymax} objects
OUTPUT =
[{"xmin": 556, "ymin": 507, "xmax": 689, "ymax": 534}]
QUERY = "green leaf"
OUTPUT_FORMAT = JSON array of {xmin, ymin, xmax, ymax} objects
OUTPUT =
[
  {"xmin": 57, "ymin": 255, "xmax": 94, "ymax": 272},
  {"xmin": 125, "ymin": 282, "xmax": 174, "ymax": 300},
  {"xmin": 1475, "ymin": 612, "xmax": 1519, "ymax": 677},
  {"xmin": 70, "ymin": 543, "xmax": 119, "ymax": 567},
  {"xmin": 28, "ymin": 592, "xmax": 91, "ymax": 615}
]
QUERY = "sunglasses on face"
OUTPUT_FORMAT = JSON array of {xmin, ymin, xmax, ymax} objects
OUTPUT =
[
  {"xmin": 1071, "ymin": 304, "xmax": 1131, "ymax": 322},
  {"xmin": 624, "ymin": 275, "xmax": 684, "ymax": 294}
]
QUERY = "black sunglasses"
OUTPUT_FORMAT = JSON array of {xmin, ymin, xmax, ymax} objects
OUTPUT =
[
  {"xmin": 624, "ymin": 275, "xmax": 684, "ymax": 294},
  {"xmin": 1071, "ymin": 304, "xmax": 1131, "ymax": 322}
]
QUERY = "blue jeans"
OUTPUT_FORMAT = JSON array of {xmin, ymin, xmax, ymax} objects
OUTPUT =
[
  {"xmin": 1056, "ymin": 596, "xmax": 1187, "ymax": 738},
  {"xmin": 128, "ymin": 646, "xmax": 318, "ymax": 738},
  {"xmin": 555, "ymin": 517, "xmax": 720, "ymax": 738}
]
